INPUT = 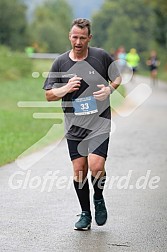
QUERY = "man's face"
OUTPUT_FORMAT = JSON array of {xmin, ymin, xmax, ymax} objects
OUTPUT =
[{"xmin": 69, "ymin": 25, "xmax": 92, "ymax": 55}]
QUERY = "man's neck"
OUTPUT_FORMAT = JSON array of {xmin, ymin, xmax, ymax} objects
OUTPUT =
[{"xmin": 69, "ymin": 49, "xmax": 88, "ymax": 61}]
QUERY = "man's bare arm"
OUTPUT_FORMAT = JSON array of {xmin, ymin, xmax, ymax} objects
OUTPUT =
[
  {"xmin": 93, "ymin": 76, "xmax": 122, "ymax": 101},
  {"xmin": 45, "ymin": 76, "xmax": 82, "ymax": 101}
]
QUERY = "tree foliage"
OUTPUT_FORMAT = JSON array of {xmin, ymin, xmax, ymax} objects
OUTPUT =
[
  {"xmin": 0, "ymin": 0, "xmax": 28, "ymax": 50},
  {"xmin": 30, "ymin": 0, "xmax": 73, "ymax": 53},
  {"xmin": 146, "ymin": 0, "xmax": 167, "ymax": 15},
  {"xmin": 91, "ymin": 0, "xmax": 156, "ymax": 52},
  {"xmin": 0, "ymin": 0, "xmax": 166, "ymax": 52},
  {"xmin": 145, "ymin": 0, "xmax": 167, "ymax": 48}
]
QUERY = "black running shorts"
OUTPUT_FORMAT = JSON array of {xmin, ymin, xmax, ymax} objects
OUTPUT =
[{"xmin": 67, "ymin": 133, "xmax": 110, "ymax": 161}]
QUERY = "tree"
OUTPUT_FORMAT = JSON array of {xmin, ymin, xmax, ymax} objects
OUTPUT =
[
  {"xmin": 104, "ymin": 16, "xmax": 138, "ymax": 51},
  {"xmin": 0, "ymin": 0, "xmax": 28, "ymax": 50},
  {"xmin": 146, "ymin": 0, "xmax": 167, "ymax": 48},
  {"xmin": 91, "ymin": 0, "xmax": 155, "ymax": 52},
  {"xmin": 30, "ymin": 0, "xmax": 73, "ymax": 53}
]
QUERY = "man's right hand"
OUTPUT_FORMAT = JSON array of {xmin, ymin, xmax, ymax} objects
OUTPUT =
[
  {"xmin": 66, "ymin": 75, "xmax": 82, "ymax": 93},
  {"xmin": 45, "ymin": 75, "xmax": 82, "ymax": 101}
]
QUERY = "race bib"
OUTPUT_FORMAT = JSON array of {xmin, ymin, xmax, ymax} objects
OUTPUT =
[{"xmin": 72, "ymin": 96, "xmax": 98, "ymax": 115}]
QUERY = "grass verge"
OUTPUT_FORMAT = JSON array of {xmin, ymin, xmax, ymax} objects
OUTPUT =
[{"xmin": 0, "ymin": 75, "xmax": 64, "ymax": 166}]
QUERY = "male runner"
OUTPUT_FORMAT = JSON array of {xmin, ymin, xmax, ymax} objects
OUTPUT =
[{"xmin": 43, "ymin": 18, "xmax": 121, "ymax": 230}]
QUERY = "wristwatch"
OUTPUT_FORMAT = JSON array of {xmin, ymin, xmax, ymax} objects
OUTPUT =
[{"xmin": 108, "ymin": 85, "xmax": 114, "ymax": 94}]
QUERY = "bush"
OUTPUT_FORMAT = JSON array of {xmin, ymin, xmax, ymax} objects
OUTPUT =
[{"xmin": 0, "ymin": 45, "xmax": 32, "ymax": 80}]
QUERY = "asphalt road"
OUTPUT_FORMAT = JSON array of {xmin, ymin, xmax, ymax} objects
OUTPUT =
[{"xmin": 0, "ymin": 76, "xmax": 167, "ymax": 252}]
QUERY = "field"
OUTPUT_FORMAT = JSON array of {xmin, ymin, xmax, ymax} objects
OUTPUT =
[{"xmin": 0, "ymin": 58, "xmax": 64, "ymax": 166}]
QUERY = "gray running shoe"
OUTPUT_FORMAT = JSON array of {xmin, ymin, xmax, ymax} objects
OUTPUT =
[
  {"xmin": 94, "ymin": 197, "xmax": 107, "ymax": 226},
  {"xmin": 74, "ymin": 211, "xmax": 92, "ymax": 230}
]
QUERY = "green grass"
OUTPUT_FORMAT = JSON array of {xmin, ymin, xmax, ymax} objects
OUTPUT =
[
  {"xmin": 157, "ymin": 70, "xmax": 167, "ymax": 82},
  {"xmin": 0, "ymin": 75, "xmax": 64, "ymax": 166},
  {"xmin": 138, "ymin": 68, "xmax": 167, "ymax": 83},
  {"xmin": 110, "ymin": 85, "xmax": 125, "ymax": 109}
]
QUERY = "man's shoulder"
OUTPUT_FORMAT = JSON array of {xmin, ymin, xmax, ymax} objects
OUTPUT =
[
  {"xmin": 89, "ymin": 47, "xmax": 109, "ymax": 57},
  {"xmin": 52, "ymin": 51, "xmax": 70, "ymax": 69},
  {"xmin": 55, "ymin": 51, "xmax": 69, "ymax": 62},
  {"xmin": 88, "ymin": 47, "xmax": 113, "ymax": 66}
]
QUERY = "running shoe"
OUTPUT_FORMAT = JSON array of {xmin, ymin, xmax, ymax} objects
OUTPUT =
[
  {"xmin": 74, "ymin": 211, "xmax": 92, "ymax": 230},
  {"xmin": 94, "ymin": 197, "xmax": 107, "ymax": 226}
]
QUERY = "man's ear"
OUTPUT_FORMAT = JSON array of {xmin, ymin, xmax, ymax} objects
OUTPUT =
[
  {"xmin": 69, "ymin": 32, "xmax": 71, "ymax": 40},
  {"xmin": 88, "ymin": 34, "xmax": 93, "ymax": 41}
]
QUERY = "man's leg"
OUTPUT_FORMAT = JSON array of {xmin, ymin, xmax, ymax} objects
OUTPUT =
[
  {"xmin": 88, "ymin": 135, "xmax": 109, "ymax": 226},
  {"xmin": 89, "ymin": 154, "xmax": 107, "ymax": 226},
  {"xmin": 152, "ymin": 69, "xmax": 158, "ymax": 86},
  {"xmin": 72, "ymin": 157, "xmax": 90, "ymax": 213},
  {"xmin": 89, "ymin": 155, "xmax": 106, "ymax": 199},
  {"xmin": 72, "ymin": 157, "xmax": 92, "ymax": 230},
  {"xmin": 66, "ymin": 139, "xmax": 91, "ymax": 230},
  {"xmin": 89, "ymin": 154, "xmax": 106, "ymax": 200}
]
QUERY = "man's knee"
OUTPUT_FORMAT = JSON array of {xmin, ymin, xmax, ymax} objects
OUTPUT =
[
  {"xmin": 72, "ymin": 157, "xmax": 88, "ymax": 181},
  {"xmin": 89, "ymin": 154, "xmax": 105, "ymax": 178},
  {"xmin": 90, "ymin": 168, "xmax": 105, "ymax": 178}
]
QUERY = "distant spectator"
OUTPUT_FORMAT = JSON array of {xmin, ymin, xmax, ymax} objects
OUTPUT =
[
  {"xmin": 115, "ymin": 46, "xmax": 126, "ymax": 72},
  {"xmin": 146, "ymin": 50, "xmax": 160, "ymax": 85},
  {"xmin": 25, "ymin": 46, "xmax": 34, "ymax": 57},
  {"xmin": 126, "ymin": 48, "xmax": 140, "ymax": 74},
  {"xmin": 116, "ymin": 46, "xmax": 126, "ymax": 61}
]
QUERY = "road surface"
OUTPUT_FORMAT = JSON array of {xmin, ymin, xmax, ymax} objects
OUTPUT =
[{"xmin": 0, "ymin": 76, "xmax": 167, "ymax": 251}]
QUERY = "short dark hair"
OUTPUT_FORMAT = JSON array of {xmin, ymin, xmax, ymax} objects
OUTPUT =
[{"xmin": 71, "ymin": 18, "xmax": 91, "ymax": 35}]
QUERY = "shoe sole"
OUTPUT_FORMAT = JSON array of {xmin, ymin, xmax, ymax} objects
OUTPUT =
[
  {"xmin": 95, "ymin": 220, "xmax": 107, "ymax": 226},
  {"xmin": 74, "ymin": 224, "xmax": 91, "ymax": 231},
  {"xmin": 95, "ymin": 216, "xmax": 107, "ymax": 226}
]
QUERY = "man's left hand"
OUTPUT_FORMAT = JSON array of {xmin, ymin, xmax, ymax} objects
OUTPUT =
[{"xmin": 93, "ymin": 84, "xmax": 111, "ymax": 101}]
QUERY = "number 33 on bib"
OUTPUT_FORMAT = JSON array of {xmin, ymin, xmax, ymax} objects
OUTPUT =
[{"xmin": 72, "ymin": 96, "xmax": 98, "ymax": 115}]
